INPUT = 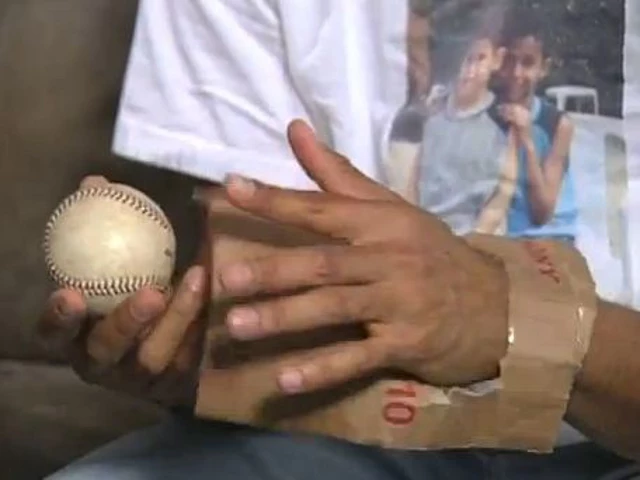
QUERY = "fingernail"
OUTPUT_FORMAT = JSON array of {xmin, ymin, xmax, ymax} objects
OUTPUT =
[
  {"xmin": 227, "ymin": 307, "xmax": 261, "ymax": 338},
  {"xmin": 185, "ymin": 266, "xmax": 206, "ymax": 293},
  {"xmin": 130, "ymin": 300, "xmax": 157, "ymax": 323},
  {"xmin": 278, "ymin": 369, "xmax": 304, "ymax": 394},
  {"xmin": 220, "ymin": 263, "xmax": 253, "ymax": 292},
  {"xmin": 225, "ymin": 174, "xmax": 256, "ymax": 200}
]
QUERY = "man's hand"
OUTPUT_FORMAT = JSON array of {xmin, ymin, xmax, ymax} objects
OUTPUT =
[
  {"xmin": 36, "ymin": 176, "xmax": 208, "ymax": 409},
  {"xmin": 208, "ymin": 120, "xmax": 509, "ymax": 395}
]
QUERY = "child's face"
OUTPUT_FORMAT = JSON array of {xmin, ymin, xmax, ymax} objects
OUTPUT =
[
  {"xmin": 499, "ymin": 36, "xmax": 550, "ymax": 103},
  {"xmin": 456, "ymin": 39, "xmax": 504, "ymax": 100}
]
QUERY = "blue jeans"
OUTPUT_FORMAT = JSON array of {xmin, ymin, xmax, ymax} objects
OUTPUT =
[{"xmin": 47, "ymin": 415, "xmax": 635, "ymax": 480}]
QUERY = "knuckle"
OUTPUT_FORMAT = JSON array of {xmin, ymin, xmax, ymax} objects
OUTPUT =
[
  {"xmin": 250, "ymin": 258, "xmax": 273, "ymax": 290},
  {"xmin": 377, "ymin": 340, "xmax": 394, "ymax": 364},
  {"xmin": 256, "ymin": 186, "xmax": 279, "ymax": 211},
  {"xmin": 85, "ymin": 339, "xmax": 110, "ymax": 365},
  {"xmin": 84, "ymin": 326, "xmax": 115, "ymax": 364},
  {"xmin": 384, "ymin": 331, "xmax": 415, "ymax": 364},
  {"xmin": 112, "ymin": 314, "xmax": 139, "ymax": 340},
  {"xmin": 172, "ymin": 329, "xmax": 200, "ymax": 374},
  {"xmin": 329, "ymin": 288, "xmax": 352, "ymax": 320},
  {"xmin": 390, "ymin": 210, "xmax": 422, "ymax": 237},
  {"xmin": 352, "ymin": 344, "xmax": 374, "ymax": 374},
  {"xmin": 315, "ymin": 365, "xmax": 338, "ymax": 388},
  {"xmin": 310, "ymin": 248, "xmax": 339, "ymax": 283},
  {"xmin": 168, "ymin": 293, "xmax": 200, "ymax": 322},
  {"xmin": 353, "ymin": 290, "xmax": 376, "ymax": 320},
  {"xmin": 168, "ymin": 302, "xmax": 193, "ymax": 323},
  {"xmin": 394, "ymin": 280, "xmax": 426, "ymax": 316},
  {"xmin": 392, "ymin": 249, "xmax": 422, "ymax": 272},
  {"xmin": 304, "ymin": 368, "xmax": 325, "ymax": 390},
  {"xmin": 172, "ymin": 349, "xmax": 193, "ymax": 375},
  {"xmin": 305, "ymin": 201, "xmax": 328, "ymax": 221},
  {"xmin": 261, "ymin": 299, "xmax": 285, "ymax": 333},
  {"xmin": 413, "ymin": 251, "xmax": 435, "ymax": 276},
  {"xmin": 136, "ymin": 344, "xmax": 167, "ymax": 376},
  {"xmin": 301, "ymin": 193, "xmax": 335, "ymax": 224},
  {"xmin": 330, "ymin": 288, "xmax": 369, "ymax": 321},
  {"xmin": 333, "ymin": 152, "xmax": 354, "ymax": 170}
]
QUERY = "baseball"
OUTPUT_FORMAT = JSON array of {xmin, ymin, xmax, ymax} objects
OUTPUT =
[{"xmin": 43, "ymin": 183, "xmax": 177, "ymax": 316}]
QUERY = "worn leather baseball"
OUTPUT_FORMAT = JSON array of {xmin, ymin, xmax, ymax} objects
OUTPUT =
[{"xmin": 43, "ymin": 183, "xmax": 177, "ymax": 316}]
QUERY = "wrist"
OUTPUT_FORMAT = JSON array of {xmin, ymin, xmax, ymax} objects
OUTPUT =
[
  {"xmin": 458, "ymin": 248, "xmax": 510, "ymax": 383},
  {"xmin": 426, "ymin": 243, "xmax": 509, "ymax": 387},
  {"xmin": 463, "ymin": 233, "xmax": 598, "ymax": 451}
]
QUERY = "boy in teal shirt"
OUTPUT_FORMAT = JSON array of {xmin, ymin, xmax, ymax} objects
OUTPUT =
[{"xmin": 495, "ymin": 17, "xmax": 577, "ymax": 243}]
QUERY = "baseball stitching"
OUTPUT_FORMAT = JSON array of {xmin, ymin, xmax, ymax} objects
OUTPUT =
[{"xmin": 43, "ymin": 186, "xmax": 173, "ymax": 297}]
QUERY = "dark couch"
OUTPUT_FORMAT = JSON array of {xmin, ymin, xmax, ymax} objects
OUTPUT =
[{"xmin": 0, "ymin": 1, "xmax": 202, "ymax": 478}]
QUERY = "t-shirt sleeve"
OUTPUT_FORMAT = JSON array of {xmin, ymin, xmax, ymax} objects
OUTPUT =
[{"xmin": 111, "ymin": 0, "xmax": 318, "ymax": 190}]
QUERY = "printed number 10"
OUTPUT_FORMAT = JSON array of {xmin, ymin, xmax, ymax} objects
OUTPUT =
[{"xmin": 383, "ymin": 382, "xmax": 417, "ymax": 426}]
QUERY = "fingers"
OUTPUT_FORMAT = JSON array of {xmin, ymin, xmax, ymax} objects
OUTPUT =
[
  {"xmin": 142, "ymin": 318, "xmax": 205, "ymax": 408},
  {"xmin": 226, "ymin": 285, "xmax": 378, "ymax": 341},
  {"xmin": 217, "ymin": 245, "xmax": 385, "ymax": 298},
  {"xmin": 137, "ymin": 266, "xmax": 207, "ymax": 375},
  {"xmin": 71, "ymin": 267, "xmax": 207, "ymax": 407},
  {"xmin": 287, "ymin": 119, "xmax": 398, "ymax": 201},
  {"xmin": 224, "ymin": 175, "xmax": 378, "ymax": 241},
  {"xmin": 276, "ymin": 339, "xmax": 386, "ymax": 394},
  {"xmin": 79, "ymin": 175, "xmax": 109, "ymax": 189},
  {"xmin": 36, "ymin": 289, "xmax": 87, "ymax": 354},
  {"xmin": 172, "ymin": 319, "xmax": 206, "ymax": 375},
  {"xmin": 85, "ymin": 287, "xmax": 166, "ymax": 368}
]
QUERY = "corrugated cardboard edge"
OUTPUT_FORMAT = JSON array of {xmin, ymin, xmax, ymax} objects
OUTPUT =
[{"xmin": 467, "ymin": 234, "xmax": 598, "ymax": 452}]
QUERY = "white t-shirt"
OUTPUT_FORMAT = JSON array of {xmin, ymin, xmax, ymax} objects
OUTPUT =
[
  {"xmin": 113, "ymin": 0, "xmax": 409, "ymax": 189},
  {"xmin": 113, "ymin": 0, "xmax": 588, "ymax": 447}
]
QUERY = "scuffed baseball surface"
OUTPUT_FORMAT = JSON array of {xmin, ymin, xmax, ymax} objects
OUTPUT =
[{"xmin": 43, "ymin": 184, "xmax": 177, "ymax": 316}]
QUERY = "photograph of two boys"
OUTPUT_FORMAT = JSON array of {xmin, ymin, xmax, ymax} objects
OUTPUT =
[{"xmin": 386, "ymin": 0, "xmax": 628, "ymax": 303}]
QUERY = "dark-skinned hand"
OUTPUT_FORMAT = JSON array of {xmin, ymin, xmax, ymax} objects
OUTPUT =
[
  {"xmin": 36, "ymin": 176, "xmax": 208, "ymax": 408},
  {"xmin": 208, "ymin": 120, "xmax": 509, "ymax": 396}
]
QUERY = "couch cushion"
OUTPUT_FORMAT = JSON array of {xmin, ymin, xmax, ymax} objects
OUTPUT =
[{"xmin": 0, "ymin": 360, "xmax": 165, "ymax": 479}]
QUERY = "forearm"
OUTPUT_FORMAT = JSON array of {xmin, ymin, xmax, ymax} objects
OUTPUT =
[
  {"xmin": 475, "ymin": 144, "xmax": 517, "ymax": 235},
  {"xmin": 475, "ymin": 195, "xmax": 508, "ymax": 234},
  {"xmin": 566, "ymin": 300, "xmax": 640, "ymax": 461},
  {"xmin": 521, "ymin": 138, "xmax": 554, "ymax": 224},
  {"xmin": 475, "ymin": 173, "xmax": 515, "ymax": 234},
  {"xmin": 468, "ymin": 232, "xmax": 640, "ymax": 459}
]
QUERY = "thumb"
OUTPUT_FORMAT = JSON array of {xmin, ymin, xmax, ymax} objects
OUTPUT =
[
  {"xmin": 287, "ymin": 120, "xmax": 398, "ymax": 201},
  {"xmin": 79, "ymin": 175, "xmax": 110, "ymax": 190}
]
